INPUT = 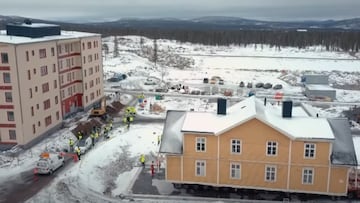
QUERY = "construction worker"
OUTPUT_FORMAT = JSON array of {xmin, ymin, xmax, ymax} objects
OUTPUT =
[
  {"xmin": 69, "ymin": 138, "xmax": 74, "ymax": 152},
  {"xmin": 75, "ymin": 146, "xmax": 81, "ymax": 160},
  {"xmin": 104, "ymin": 126, "xmax": 109, "ymax": 139},
  {"xmin": 140, "ymin": 154, "xmax": 145, "ymax": 167},
  {"xmin": 90, "ymin": 132, "xmax": 95, "ymax": 147},
  {"xmin": 150, "ymin": 161, "xmax": 155, "ymax": 177},
  {"xmin": 77, "ymin": 131, "xmax": 83, "ymax": 140}
]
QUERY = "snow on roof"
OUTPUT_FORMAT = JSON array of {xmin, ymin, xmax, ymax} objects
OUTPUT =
[
  {"xmin": 159, "ymin": 110, "xmax": 187, "ymax": 154},
  {"xmin": 0, "ymin": 30, "xmax": 100, "ymax": 44},
  {"xmin": 181, "ymin": 97, "xmax": 335, "ymax": 140},
  {"xmin": 306, "ymin": 84, "xmax": 335, "ymax": 91},
  {"xmin": 16, "ymin": 23, "xmax": 59, "ymax": 28},
  {"xmin": 327, "ymin": 118, "xmax": 357, "ymax": 166}
]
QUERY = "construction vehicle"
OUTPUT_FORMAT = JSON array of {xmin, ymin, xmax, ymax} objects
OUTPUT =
[{"xmin": 90, "ymin": 97, "xmax": 106, "ymax": 118}]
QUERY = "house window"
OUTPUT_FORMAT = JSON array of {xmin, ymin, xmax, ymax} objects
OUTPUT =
[
  {"xmin": 51, "ymin": 47, "xmax": 55, "ymax": 56},
  {"xmin": 9, "ymin": 130, "xmax": 16, "ymax": 140},
  {"xmin": 195, "ymin": 160, "xmax": 206, "ymax": 176},
  {"xmin": 7, "ymin": 111, "xmax": 14, "ymax": 121},
  {"xmin": 3, "ymin": 72, "xmax": 10, "ymax": 83},
  {"xmin": 55, "ymin": 96, "xmax": 58, "ymax": 104},
  {"xmin": 1, "ymin": 53, "xmax": 9, "ymax": 63},
  {"xmin": 44, "ymin": 99, "xmax": 50, "ymax": 110},
  {"xmin": 39, "ymin": 49, "xmax": 46, "ymax": 58},
  {"xmin": 56, "ymin": 111, "xmax": 60, "ymax": 120},
  {"xmin": 42, "ymin": 83, "xmax": 49, "ymax": 93},
  {"xmin": 45, "ymin": 115, "xmax": 52, "ymax": 127},
  {"xmin": 302, "ymin": 168, "xmax": 314, "ymax": 184},
  {"xmin": 231, "ymin": 139, "xmax": 241, "ymax": 154},
  {"xmin": 230, "ymin": 163, "xmax": 241, "ymax": 179},
  {"xmin": 40, "ymin": 66, "xmax": 48, "ymax": 76},
  {"xmin": 26, "ymin": 51, "xmax": 29, "ymax": 61},
  {"xmin": 31, "ymin": 106, "xmax": 34, "ymax": 116},
  {"xmin": 54, "ymin": 80, "xmax": 57, "ymax": 89},
  {"xmin": 196, "ymin": 137, "xmax": 206, "ymax": 152},
  {"xmin": 267, "ymin": 141, "xmax": 277, "ymax": 156},
  {"xmin": 27, "ymin": 70, "xmax": 31, "ymax": 80},
  {"xmin": 5, "ymin": 92, "xmax": 12, "ymax": 102},
  {"xmin": 265, "ymin": 165, "xmax": 276, "ymax": 182},
  {"xmin": 304, "ymin": 143, "xmax": 316, "ymax": 158}
]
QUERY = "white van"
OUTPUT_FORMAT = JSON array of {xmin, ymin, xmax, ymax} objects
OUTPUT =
[{"xmin": 35, "ymin": 153, "xmax": 65, "ymax": 175}]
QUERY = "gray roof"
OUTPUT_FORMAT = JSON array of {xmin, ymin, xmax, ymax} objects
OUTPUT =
[
  {"xmin": 159, "ymin": 110, "xmax": 187, "ymax": 154},
  {"xmin": 328, "ymin": 118, "xmax": 357, "ymax": 166}
]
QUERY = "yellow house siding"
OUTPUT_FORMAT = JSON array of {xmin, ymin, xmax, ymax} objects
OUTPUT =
[
  {"xmin": 289, "ymin": 166, "xmax": 328, "ymax": 193},
  {"xmin": 329, "ymin": 167, "xmax": 349, "ymax": 194},
  {"xmin": 166, "ymin": 156, "xmax": 182, "ymax": 181},
  {"xmin": 183, "ymin": 133, "xmax": 217, "ymax": 158},
  {"xmin": 291, "ymin": 141, "xmax": 330, "ymax": 166},
  {"xmin": 182, "ymin": 156, "xmax": 217, "ymax": 184}
]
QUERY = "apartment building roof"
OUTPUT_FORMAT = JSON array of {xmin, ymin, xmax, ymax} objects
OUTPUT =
[
  {"xmin": 0, "ymin": 29, "xmax": 100, "ymax": 44},
  {"xmin": 181, "ymin": 96, "xmax": 334, "ymax": 140}
]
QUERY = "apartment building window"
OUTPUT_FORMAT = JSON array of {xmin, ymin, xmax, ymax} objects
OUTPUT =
[
  {"xmin": 267, "ymin": 141, "xmax": 277, "ymax": 156},
  {"xmin": 230, "ymin": 163, "xmax": 241, "ymax": 179},
  {"xmin": 60, "ymin": 75, "xmax": 64, "ymax": 84},
  {"xmin": 5, "ymin": 92, "xmax": 12, "ymax": 102},
  {"xmin": 32, "ymin": 50, "xmax": 35, "ymax": 56},
  {"xmin": 85, "ymin": 96, "xmax": 88, "ymax": 103},
  {"xmin": 72, "ymin": 85, "xmax": 75, "ymax": 93},
  {"xmin": 53, "ymin": 64, "xmax": 56, "ymax": 73},
  {"xmin": 82, "ymin": 43, "xmax": 85, "ymax": 50},
  {"xmin": 304, "ymin": 143, "xmax": 316, "ymax": 158},
  {"xmin": 68, "ymin": 87, "xmax": 72, "ymax": 96},
  {"xmin": 1, "ymin": 53, "xmax": 9, "ymax": 63},
  {"xmin": 65, "ymin": 44, "xmax": 69, "ymax": 53},
  {"xmin": 33, "ymin": 124, "xmax": 36, "ymax": 134},
  {"xmin": 72, "ymin": 72, "xmax": 75, "ymax": 80},
  {"xmin": 45, "ymin": 115, "xmax": 52, "ymax": 127},
  {"xmin": 40, "ymin": 66, "xmax": 48, "ymax": 76},
  {"xmin": 56, "ymin": 111, "xmax": 60, "ymax": 120},
  {"xmin": 33, "ymin": 68, "xmax": 36, "ymax": 74},
  {"xmin": 59, "ymin": 60, "xmax": 63, "ymax": 70},
  {"xmin": 55, "ymin": 96, "xmax": 58, "ymax": 104},
  {"xmin": 84, "ymin": 69, "xmax": 87, "ymax": 77},
  {"xmin": 42, "ymin": 83, "xmax": 49, "ymax": 93},
  {"xmin": 67, "ymin": 73, "xmax": 71, "ymax": 82},
  {"xmin": 35, "ymin": 86, "xmax": 38, "ymax": 92},
  {"xmin": 29, "ymin": 88, "xmax": 32, "ymax": 98},
  {"xmin": 231, "ymin": 139, "xmax": 241, "ymax": 154},
  {"xmin": 66, "ymin": 59, "xmax": 70, "ymax": 67},
  {"xmin": 9, "ymin": 130, "xmax": 16, "ymax": 140},
  {"xmin": 57, "ymin": 45, "xmax": 62, "ymax": 54},
  {"xmin": 87, "ymin": 42, "xmax": 91, "ymax": 49},
  {"xmin": 54, "ymin": 80, "xmax": 57, "ymax": 89},
  {"xmin": 195, "ymin": 160, "xmax": 206, "ymax": 176},
  {"xmin": 90, "ymin": 92, "xmax": 94, "ymax": 100},
  {"xmin": 89, "ymin": 67, "xmax": 93, "ymax": 75},
  {"xmin": 38, "ymin": 121, "xmax": 41, "ymax": 127},
  {"xmin": 43, "ymin": 99, "xmax": 50, "ymax": 110},
  {"xmin": 83, "ymin": 56, "xmax": 86, "ymax": 64},
  {"xmin": 3, "ymin": 72, "xmax": 10, "ymax": 83},
  {"xmin": 71, "ymin": 58, "xmax": 74, "ymax": 66},
  {"xmin": 31, "ymin": 106, "xmax": 34, "ymax": 116},
  {"xmin": 51, "ymin": 47, "xmax": 55, "ymax": 56},
  {"xmin": 196, "ymin": 137, "xmax": 206, "ymax": 152},
  {"xmin": 93, "ymin": 41, "xmax": 96, "ymax": 48},
  {"xmin": 39, "ymin": 49, "xmax": 46, "ymax": 58},
  {"xmin": 36, "ymin": 104, "xmax": 39, "ymax": 109},
  {"xmin": 265, "ymin": 165, "xmax": 276, "ymax": 182},
  {"xmin": 61, "ymin": 90, "xmax": 65, "ymax": 98},
  {"xmin": 302, "ymin": 168, "xmax": 314, "ymax": 184},
  {"xmin": 26, "ymin": 51, "xmax": 29, "ymax": 61},
  {"xmin": 7, "ymin": 111, "xmax": 14, "ymax": 121},
  {"xmin": 85, "ymin": 83, "xmax": 87, "ymax": 90},
  {"xmin": 88, "ymin": 55, "xmax": 92, "ymax": 62},
  {"xmin": 90, "ymin": 80, "xmax": 94, "ymax": 88},
  {"xmin": 28, "ymin": 70, "xmax": 31, "ymax": 80},
  {"xmin": 70, "ymin": 44, "xmax": 73, "ymax": 52}
]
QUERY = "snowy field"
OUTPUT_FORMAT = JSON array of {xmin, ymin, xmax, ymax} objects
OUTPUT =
[{"xmin": 0, "ymin": 36, "xmax": 360, "ymax": 203}]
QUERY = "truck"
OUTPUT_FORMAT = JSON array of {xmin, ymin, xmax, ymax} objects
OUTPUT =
[{"xmin": 35, "ymin": 152, "xmax": 65, "ymax": 175}]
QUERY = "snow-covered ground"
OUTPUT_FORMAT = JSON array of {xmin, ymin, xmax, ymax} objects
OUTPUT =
[{"xmin": 1, "ymin": 36, "xmax": 360, "ymax": 203}]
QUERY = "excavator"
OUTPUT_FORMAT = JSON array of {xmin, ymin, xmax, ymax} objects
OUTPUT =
[{"xmin": 90, "ymin": 97, "xmax": 107, "ymax": 118}]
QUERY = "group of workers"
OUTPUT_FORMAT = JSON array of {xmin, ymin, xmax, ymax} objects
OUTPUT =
[{"xmin": 123, "ymin": 106, "xmax": 136, "ymax": 129}]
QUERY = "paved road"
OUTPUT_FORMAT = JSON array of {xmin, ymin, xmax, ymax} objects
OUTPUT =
[{"xmin": 0, "ymin": 157, "xmax": 74, "ymax": 203}]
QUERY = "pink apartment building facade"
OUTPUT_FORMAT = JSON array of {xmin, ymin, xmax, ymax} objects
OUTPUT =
[{"xmin": 0, "ymin": 23, "xmax": 104, "ymax": 147}]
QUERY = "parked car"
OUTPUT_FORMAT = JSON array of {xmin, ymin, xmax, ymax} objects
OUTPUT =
[
  {"xmin": 255, "ymin": 82, "xmax": 264, "ymax": 88},
  {"xmin": 35, "ymin": 152, "xmax": 65, "ymax": 175},
  {"xmin": 219, "ymin": 79, "xmax": 224, "ymax": 85},
  {"xmin": 247, "ymin": 82, "xmax": 253, "ymax": 88},
  {"xmin": 203, "ymin": 78, "xmax": 209, "ymax": 84},
  {"xmin": 76, "ymin": 136, "xmax": 93, "ymax": 154},
  {"xmin": 107, "ymin": 73, "xmax": 127, "ymax": 82},
  {"xmin": 144, "ymin": 78, "xmax": 158, "ymax": 85},
  {"xmin": 239, "ymin": 81, "xmax": 245, "ymax": 87},
  {"xmin": 273, "ymin": 84, "xmax": 283, "ymax": 90},
  {"xmin": 263, "ymin": 83, "xmax": 273, "ymax": 89}
]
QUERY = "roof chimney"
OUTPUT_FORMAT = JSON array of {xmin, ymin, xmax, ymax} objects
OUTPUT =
[
  {"xmin": 217, "ymin": 98, "xmax": 227, "ymax": 115},
  {"xmin": 282, "ymin": 100, "xmax": 293, "ymax": 118}
]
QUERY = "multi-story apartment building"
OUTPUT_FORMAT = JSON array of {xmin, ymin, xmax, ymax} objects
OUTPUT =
[
  {"xmin": 160, "ymin": 97, "xmax": 357, "ymax": 197},
  {"xmin": 0, "ymin": 22, "xmax": 103, "ymax": 148}
]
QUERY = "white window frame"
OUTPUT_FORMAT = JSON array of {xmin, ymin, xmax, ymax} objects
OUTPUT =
[
  {"xmin": 195, "ymin": 160, "xmax": 206, "ymax": 177},
  {"xmin": 266, "ymin": 141, "xmax": 278, "ymax": 156},
  {"xmin": 196, "ymin": 137, "xmax": 206, "ymax": 152},
  {"xmin": 230, "ymin": 162, "xmax": 241, "ymax": 179},
  {"xmin": 265, "ymin": 165, "xmax": 277, "ymax": 182},
  {"xmin": 304, "ymin": 143, "xmax": 316, "ymax": 159},
  {"xmin": 231, "ymin": 139, "xmax": 241, "ymax": 154},
  {"xmin": 302, "ymin": 168, "xmax": 314, "ymax": 184}
]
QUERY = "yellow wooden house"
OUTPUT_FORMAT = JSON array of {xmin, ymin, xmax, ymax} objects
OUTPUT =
[{"xmin": 159, "ymin": 97, "xmax": 357, "ymax": 197}]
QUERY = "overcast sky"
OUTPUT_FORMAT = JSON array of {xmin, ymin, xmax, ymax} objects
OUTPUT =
[{"xmin": 1, "ymin": 0, "xmax": 360, "ymax": 22}]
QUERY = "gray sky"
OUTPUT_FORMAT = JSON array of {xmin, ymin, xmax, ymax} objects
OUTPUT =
[{"xmin": 1, "ymin": 0, "xmax": 360, "ymax": 22}]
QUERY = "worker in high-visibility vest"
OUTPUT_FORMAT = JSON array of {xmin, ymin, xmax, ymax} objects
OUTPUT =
[
  {"xmin": 69, "ymin": 138, "xmax": 74, "ymax": 152},
  {"xmin": 139, "ymin": 154, "xmax": 145, "ymax": 167}
]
